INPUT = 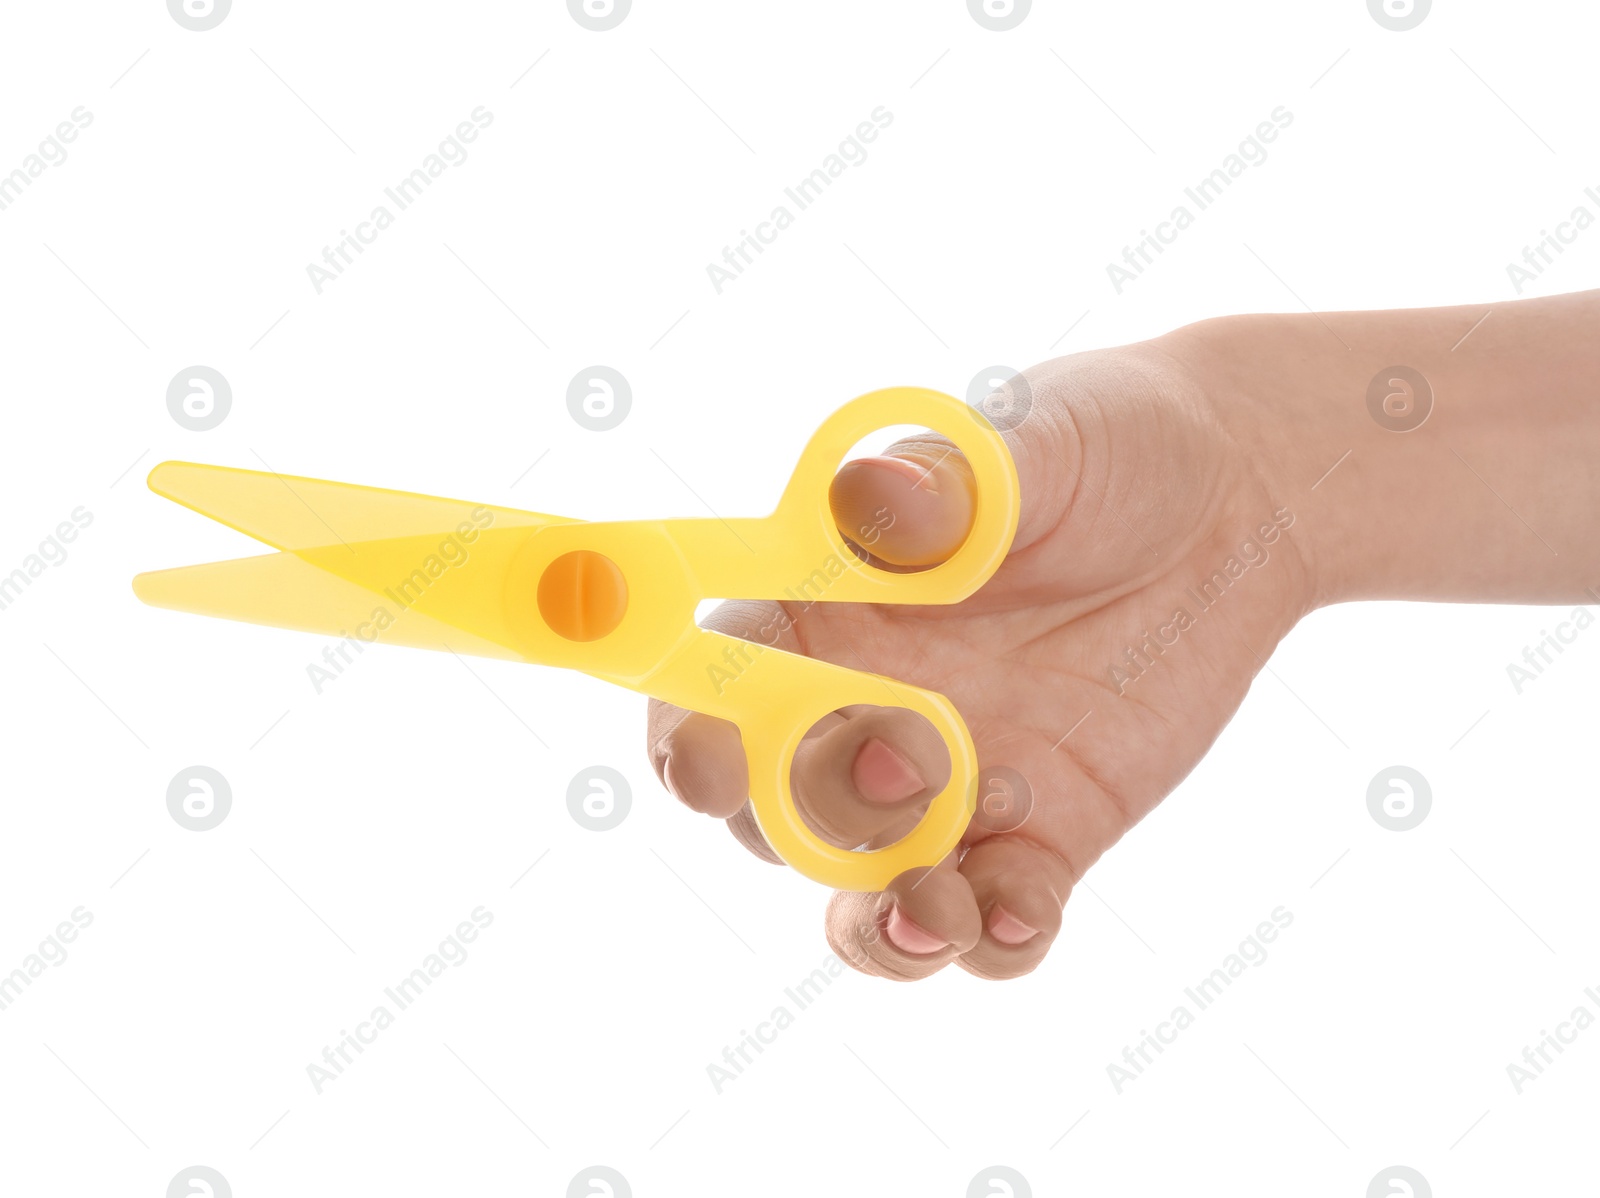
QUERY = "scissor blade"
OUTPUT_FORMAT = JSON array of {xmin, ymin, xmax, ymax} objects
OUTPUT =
[
  {"xmin": 147, "ymin": 461, "xmax": 573, "ymax": 551},
  {"xmin": 133, "ymin": 552, "xmax": 527, "ymax": 661},
  {"xmin": 141, "ymin": 462, "xmax": 585, "ymax": 658}
]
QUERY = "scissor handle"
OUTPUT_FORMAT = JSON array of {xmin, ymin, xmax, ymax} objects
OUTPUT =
[
  {"xmin": 624, "ymin": 386, "xmax": 1021, "ymax": 888},
  {"xmin": 758, "ymin": 387, "xmax": 1020, "ymax": 885},
  {"xmin": 779, "ymin": 386, "xmax": 1020, "ymax": 601},
  {"xmin": 730, "ymin": 636, "xmax": 983, "ymax": 891},
  {"xmin": 677, "ymin": 386, "xmax": 1022, "ymax": 607}
]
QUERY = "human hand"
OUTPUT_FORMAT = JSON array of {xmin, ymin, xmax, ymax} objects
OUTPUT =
[
  {"xmin": 648, "ymin": 288, "xmax": 1600, "ymax": 980},
  {"xmin": 645, "ymin": 339, "xmax": 1314, "ymax": 980}
]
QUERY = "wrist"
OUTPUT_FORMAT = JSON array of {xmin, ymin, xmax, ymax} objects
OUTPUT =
[{"xmin": 1149, "ymin": 315, "xmax": 1340, "ymax": 614}]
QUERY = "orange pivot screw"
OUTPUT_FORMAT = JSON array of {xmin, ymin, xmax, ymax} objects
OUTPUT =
[{"xmin": 537, "ymin": 549, "xmax": 629, "ymax": 642}]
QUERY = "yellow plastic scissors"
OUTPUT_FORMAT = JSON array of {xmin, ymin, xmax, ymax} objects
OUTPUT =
[{"xmin": 134, "ymin": 387, "xmax": 1021, "ymax": 889}]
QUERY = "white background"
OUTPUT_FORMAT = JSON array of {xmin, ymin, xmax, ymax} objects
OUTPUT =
[{"xmin": 2, "ymin": 1, "xmax": 1597, "ymax": 1195}]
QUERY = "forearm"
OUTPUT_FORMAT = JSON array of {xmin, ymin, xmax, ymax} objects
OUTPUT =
[{"xmin": 1160, "ymin": 290, "xmax": 1600, "ymax": 608}]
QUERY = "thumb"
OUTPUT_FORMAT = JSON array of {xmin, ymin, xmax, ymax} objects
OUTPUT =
[{"xmin": 828, "ymin": 438, "xmax": 976, "ymax": 568}]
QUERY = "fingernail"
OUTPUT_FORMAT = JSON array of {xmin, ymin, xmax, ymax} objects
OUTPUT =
[
  {"xmin": 662, "ymin": 757, "xmax": 683, "ymax": 802},
  {"xmin": 987, "ymin": 906, "xmax": 1040, "ymax": 946},
  {"xmin": 885, "ymin": 904, "xmax": 948, "ymax": 955},
  {"xmin": 852, "ymin": 737, "xmax": 925, "ymax": 804},
  {"xmin": 860, "ymin": 455, "xmax": 933, "ymax": 488}
]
